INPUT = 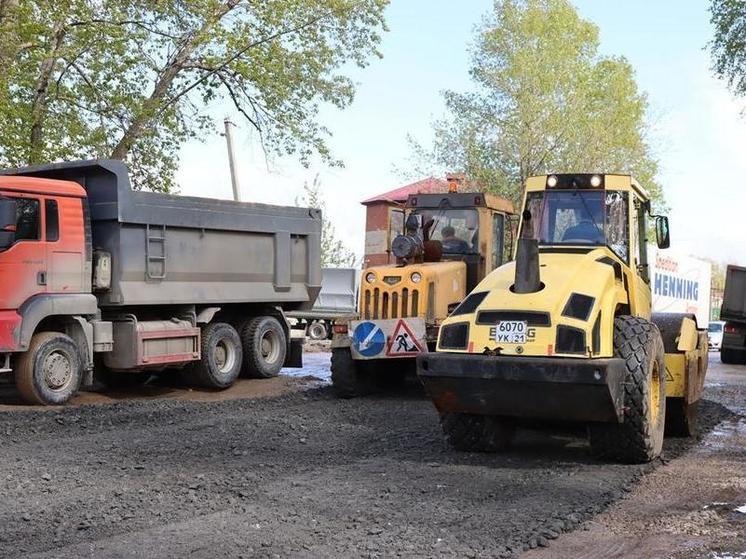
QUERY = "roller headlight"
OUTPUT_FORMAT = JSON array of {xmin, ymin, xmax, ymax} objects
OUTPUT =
[
  {"xmin": 365, "ymin": 272, "xmax": 376, "ymax": 284},
  {"xmin": 411, "ymin": 272, "xmax": 422, "ymax": 283},
  {"xmin": 590, "ymin": 174, "xmax": 602, "ymax": 187},
  {"xmin": 546, "ymin": 175, "xmax": 558, "ymax": 188}
]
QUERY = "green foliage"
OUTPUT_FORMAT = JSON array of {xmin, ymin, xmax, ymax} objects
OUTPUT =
[
  {"xmin": 0, "ymin": 0, "xmax": 388, "ymax": 191},
  {"xmin": 296, "ymin": 175, "xmax": 357, "ymax": 268},
  {"xmin": 407, "ymin": 0, "xmax": 663, "ymax": 208},
  {"xmin": 710, "ymin": 0, "xmax": 746, "ymax": 95}
]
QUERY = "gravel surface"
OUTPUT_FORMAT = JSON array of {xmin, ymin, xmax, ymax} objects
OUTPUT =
[{"xmin": 0, "ymin": 373, "xmax": 733, "ymax": 558}]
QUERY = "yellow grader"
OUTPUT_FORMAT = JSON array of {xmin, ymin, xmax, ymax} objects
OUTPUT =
[
  {"xmin": 331, "ymin": 187, "xmax": 514, "ymax": 397},
  {"xmin": 417, "ymin": 173, "xmax": 708, "ymax": 463}
]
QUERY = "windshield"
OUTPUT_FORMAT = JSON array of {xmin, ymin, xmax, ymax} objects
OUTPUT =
[
  {"xmin": 413, "ymin": 208, "xmax": 479, "ymax": 254},
  {"xmin": 521, "ymin": 190, "xmax": 629, "ymax": 261},
  {"xmin": 708, "ymin": 322, "xmax": 723, "ymax": 333}
]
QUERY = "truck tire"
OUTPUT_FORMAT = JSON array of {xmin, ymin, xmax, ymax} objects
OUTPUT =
[
  {"xmin": 186, "ymin": 322, "xmax": 242, "ymax": 389},
  {"xmin": 240, "ymin": 316, "xmax": 287, "ymax": 378},
  {"xmin": 331, "ymin": 347, "xmax": 372, "ymax": 398},
  {"xmin": 588, "ymin": 316, "xmax": 666, "ymax": 464},
  {"xmin": 440, "ymin": 413, "xmax": 515, "ymax": 452},
  {"xmin": 665, "ymin": 398, "xmax": 698, "ymax": 437},
  {"xmin": 307, "ymin": 321, "xmax": 328, "ymax": 341},
  {"xmin": 15, "ymin": 332, "xmax": 83, "ymax": 405},
  {"xmin": 720, "ymin": 347, "xmax": 739, "ymax": 364}
]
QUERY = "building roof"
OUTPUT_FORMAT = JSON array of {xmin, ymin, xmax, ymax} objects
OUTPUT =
[{"xmin": 362, "ymin": 177, "xmax": 451, "ymax": 205}]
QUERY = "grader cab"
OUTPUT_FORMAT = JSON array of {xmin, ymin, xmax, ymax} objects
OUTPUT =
[
  {"xmin": 417, "ymin": 173, "xmax": 709, "ymax": 463},
  {"xmin": 330, "ymin": 188, "xmax": 514, "ymax": 398}
]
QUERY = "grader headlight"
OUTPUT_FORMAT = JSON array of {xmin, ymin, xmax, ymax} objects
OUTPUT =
[
  {"xmin": 365, "ymin": 272, "xmax": 376, "ymax": 284},
  {"xmin": 410, "ymin": 272, "xmax": 422, "ymax": 283}
]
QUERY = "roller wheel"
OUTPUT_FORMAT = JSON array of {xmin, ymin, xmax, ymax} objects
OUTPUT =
[
  {"xmin": 240, "ymin": 316, "xmax": 287, "ymax": 378},
  {"xmin": 331, "ymin": 347, "xmax": 372, "ymax": 398},
  {"xmin": 185, "ymin": 322, "xmax": 242, "ymax": 389},
  {"xmin": 440, "ymin": 413, "xmax": 515, "ymax": 452},
  {"xmin": 588, "ymin": 316, "xmax": 666, "ymax": 463},
  {"xmin": 15, "ymin": 332, "xmax": 82, "ymax": 405}
]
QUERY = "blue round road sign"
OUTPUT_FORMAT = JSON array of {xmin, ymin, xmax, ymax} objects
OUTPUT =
[{"xmin": 352, "ymin": 322, "xmax": 386, "ymax": 358}]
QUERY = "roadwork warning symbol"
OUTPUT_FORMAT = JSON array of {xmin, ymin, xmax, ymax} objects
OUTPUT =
[{"xmin": 386, "ymin": 319, "xmax": 425, "ymax": 357}]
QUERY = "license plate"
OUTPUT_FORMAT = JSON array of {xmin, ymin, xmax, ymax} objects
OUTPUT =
[{"xmin": 493, "ymin": 320, "xmax": 527, "ymax": 344}]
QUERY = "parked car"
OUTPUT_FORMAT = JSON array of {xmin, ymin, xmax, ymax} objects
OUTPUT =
[{"xmin": 709, "ymin": 321, "xmax": 725, "ymax": 350}]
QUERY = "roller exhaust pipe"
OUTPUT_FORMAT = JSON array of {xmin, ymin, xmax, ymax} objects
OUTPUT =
[{"xmin": 513, "ymin": 237, "xmax": 541, "ymax": 294}]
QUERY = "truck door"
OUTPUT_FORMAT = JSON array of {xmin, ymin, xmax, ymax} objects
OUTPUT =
[
  {"xmin": 45, "ymin": 197, "xmax": 85, "ymax": 293},
  {"xmin": 0, "ymin": 194, "xmax": 47, "ymax": 309}
]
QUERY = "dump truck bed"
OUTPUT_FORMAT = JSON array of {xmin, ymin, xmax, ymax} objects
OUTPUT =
[{"xmin": 3, "ymin": 160, "xmax": 322, "ymax": 309}]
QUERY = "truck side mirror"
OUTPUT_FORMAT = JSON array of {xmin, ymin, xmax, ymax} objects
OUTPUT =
[
  {"xmin": 0, "ymin": 197, "xmax": 17, "ymax": 251},
  {"xmin": 655, "ymin": 216, "xmax": 670, "ymax": 249}
]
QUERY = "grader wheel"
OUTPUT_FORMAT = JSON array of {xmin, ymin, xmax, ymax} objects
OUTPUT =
[{"xmin": 588, "ymin": 316, "xmax": 666, "ymax": 463}]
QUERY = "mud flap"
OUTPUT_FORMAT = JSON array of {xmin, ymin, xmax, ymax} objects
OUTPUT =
[{"xmin": 284, "ymin": 338, "xmax": 303, "ymax": 368}]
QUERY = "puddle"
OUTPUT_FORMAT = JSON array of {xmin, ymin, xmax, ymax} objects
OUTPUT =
[
  {"xmin": 701, "ymin": 410, "xmax": 746, "ymax": 454},
  {"xmin": 711, "ymin": 553, "xmax": 746, "ymax": 559},
  {"xmin": 735, "ymin": 505, "xmax": 746, "ymax": 514},
  {"xmin": 282, "ymin": 352, "xmax": 331, "ymax": 383}
]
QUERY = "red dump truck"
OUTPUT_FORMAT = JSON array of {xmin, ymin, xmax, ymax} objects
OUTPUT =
[{"xmin": 0, "ymin": 160, "xmax": 321, "ymax": 405}]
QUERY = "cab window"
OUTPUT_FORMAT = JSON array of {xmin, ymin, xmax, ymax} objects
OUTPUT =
[
  {"xmin": 492, "ymin": 213, "xmax": 505, "ymax": 269},
  {"xmin": 15, "ymin": 198, "xmax": 40, "ymax": 241}
]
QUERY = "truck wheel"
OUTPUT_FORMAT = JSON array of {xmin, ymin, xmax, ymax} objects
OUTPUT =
[
  {"xmin": 588, "ymin": 316, "xmax": 666, "ymax": 463},
  {"xmin": 15, "ymin": 332, "xmax": 82, "ymax": 405},
  {"xmin": 440, "ymin": 413, "xmax": 515, "ymax": 452},
  {"xmin": 720, "ymin": 347, "xmax": 738, "ymax": 364},
  {"xmin": 665, "ymin": 398, "xmax": 698, "ymax": 437},
  {"xmin": 307, "ymin": 321, "xmax": 328, "ymax": 341},
  {"xmin": 331, "ymin": 347, "xmax": 372, "ymax": 398},
  {"xmin": 187, "ymin": 322, "xmax": 242, "ymax": 389},
  {"xmin": 241, "ymin": 316, "xmax": 287, "ymax": 378}
]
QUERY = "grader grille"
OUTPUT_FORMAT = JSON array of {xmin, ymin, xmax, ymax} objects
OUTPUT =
[{"xmin": 362, "ymin": 287, "xmax": 420, "ymax": 320}]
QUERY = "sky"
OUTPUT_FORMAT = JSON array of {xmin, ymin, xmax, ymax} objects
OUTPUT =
[{"xmin": 175, "ymin": 0, "xmax": 746, "ymax": 266}]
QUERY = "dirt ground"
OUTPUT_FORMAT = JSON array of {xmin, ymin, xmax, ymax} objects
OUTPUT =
[
  {"xmin": 0, "ymin": 353, "xmax": 742, "ymax": 558},
  {"xmin": 522, "ymin": 356, "xmax": 746, "ymax": 559}
]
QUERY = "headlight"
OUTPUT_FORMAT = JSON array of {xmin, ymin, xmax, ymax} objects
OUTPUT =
[
  {"xmin": 410, "ymin": 272, "xmax": 422, "ymax": 283},
  {"xmin": 365, "ymin": 272, "xmax": 376, "ymax": 284},
  {"xmin": 546, "ymin": 175, "xmax": 558, "ymax": 188},
  {"xmin": 590, "ymin": 174, "xmax": 602, "ymax": 187}
]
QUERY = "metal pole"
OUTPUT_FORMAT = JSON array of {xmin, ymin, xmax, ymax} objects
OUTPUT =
[{"xmin": 223, "ymin": 118, "xmax": 241, "ymax": 201}]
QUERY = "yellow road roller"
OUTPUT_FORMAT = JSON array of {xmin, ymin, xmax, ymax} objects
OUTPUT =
[{"xmin": 416, "ymin": 173, "xmax": 708, "ymax": 463}]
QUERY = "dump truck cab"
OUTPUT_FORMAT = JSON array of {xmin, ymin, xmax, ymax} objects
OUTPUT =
[
  {"xmin": 331, "ymin": 187, "xmax": 514, "ymax": 398},
  {"xmin": 418, "ymin": 173, "xmax": 708, "ymax": 463}
]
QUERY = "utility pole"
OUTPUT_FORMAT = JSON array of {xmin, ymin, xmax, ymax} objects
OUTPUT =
[{"xmin": 223, "ymin": 118, "xmax": 241, "ymax": 201}]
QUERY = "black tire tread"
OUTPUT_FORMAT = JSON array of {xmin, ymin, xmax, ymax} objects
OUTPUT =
[
  {"xmin": 588, "ymin": 316, "xmax": 666, "ymax": 463},
  {"xmin": 331, "ymin": 347, "xmax": 371, "ymax": 398},
  {"xmin": 187, "ymin": 322, "xmax": 242, "ymax": 389},
  {"xmin": 240, "ymin": 316, "xmax": 287, "ymax": 379},
  {"xmin": 15, "ymin": 331, "xmax": 82, "ymax": 405}
]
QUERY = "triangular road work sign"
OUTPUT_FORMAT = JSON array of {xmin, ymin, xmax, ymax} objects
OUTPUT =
[{"xmin": 386, "ymin": 319, "xmax": 425, "ymax": 357}]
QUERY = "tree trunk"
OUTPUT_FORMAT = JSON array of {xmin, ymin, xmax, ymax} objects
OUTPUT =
[
  {"xmin": 110, "ymin": 0, "xmax": 239, "ymax": 161},
  {"xmin": 28, "ymin": 26, "xmax": 66, "ymax": 164}
]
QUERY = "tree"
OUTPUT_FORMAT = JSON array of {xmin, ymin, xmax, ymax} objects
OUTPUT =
[
  {"xmin": 710, "ymin": 0, "xmax": 746, "ymax": 97},
  {"xmin": 0, "ymin": 0, "xmax": 388, "ymax": 191},
  {"xmin": 406, "ymin": 0, "xmax": 662, "ymax": 207},
  {"xmin": 296, "ymin": 175, "xmax": 357, "ymax": 268}
]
